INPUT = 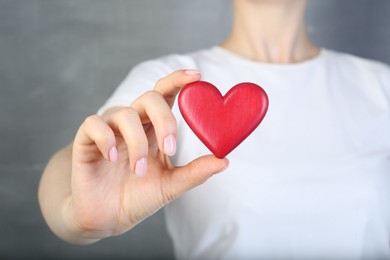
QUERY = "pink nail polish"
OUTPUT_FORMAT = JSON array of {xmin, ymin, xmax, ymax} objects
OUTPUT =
[
  {"xmin": 185, "ymin": 69, "xmax": 200, "ymax": 75},
  {"xmin": 135, "ymin": 157, "xmax": 147, "ymax": 177},
  {"xmin": 108, "ymin": 146, "xmax": 118, "ymax": 162},
  {"xmin": 164, "ymin": 134, "xmax": 176, "ymax": 156}
]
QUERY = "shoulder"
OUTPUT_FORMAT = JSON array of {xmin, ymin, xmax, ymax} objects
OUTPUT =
[
  {"xmin": 324, "ymin": 49, "xmax": 390, "ymax": 78},
  {"xmin": 324, "ymin": 49, "xmax": 390, "ymax": 99}
]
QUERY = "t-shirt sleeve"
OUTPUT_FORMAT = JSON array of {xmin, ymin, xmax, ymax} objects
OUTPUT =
[
  {"xmin": 379, "ymin": 63, "xmax": 390, "ymax": 103},
  {"xmin": 376, "ymin": 62, "xmax": 390, "ymax": 144},
  {"xmin": 96, "ymin": 59, "xmax": 176, "ymax": 116}
]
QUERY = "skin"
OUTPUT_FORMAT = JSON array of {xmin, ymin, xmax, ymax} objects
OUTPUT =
[{"xmin": 38, "ymin": 0, "xmax": 319, "ymax": 244}]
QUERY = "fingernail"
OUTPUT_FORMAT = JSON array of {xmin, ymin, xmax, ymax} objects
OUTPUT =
[
  {"xmin": 164, "ymin": 134, "xmax": 176, "ymax": 156},
  {"xmin": 185, "ymin": 69, "xmax": 200, "ymax": 75},
  {"xmin": 135, "ymin": 157, "xmax": 147, "ymax": 177},
  {"xmin": 108, "ymin": 146, "xmax": 118, "ymax": 162}
]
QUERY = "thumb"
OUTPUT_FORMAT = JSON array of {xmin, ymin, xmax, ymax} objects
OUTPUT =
[{"xmin": 167, "ymin": 155, "xmax": 229, "ymax": 200}]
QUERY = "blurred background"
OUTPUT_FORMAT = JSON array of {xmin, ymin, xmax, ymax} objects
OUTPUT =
[{"xmin": 0, "ymin": 0, "xmax": 389, "ymax": 259}]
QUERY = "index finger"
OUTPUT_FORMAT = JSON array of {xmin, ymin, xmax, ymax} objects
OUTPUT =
[{"xmin": 154, "ymin": 69, "xmax": 201, "ymax": 107}]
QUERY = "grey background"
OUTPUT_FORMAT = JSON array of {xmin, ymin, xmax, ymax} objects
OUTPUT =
[{"xmin": 0, "ymin": 0, "xmax": 389, "ymax": 259}]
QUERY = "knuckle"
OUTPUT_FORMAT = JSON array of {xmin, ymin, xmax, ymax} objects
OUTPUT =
[
  {"xmin": 154, "ymin": 77, "xmax": 170, "ymax": 95},
  {"xmin": 84, "ymin": 114, "xmax": 101, "ymax": 126},
  {"xmin": 163, "ymin": 192, "xmax": 176, "ymax": 204},
  {"xmin": 161, "ymin": 181, "xmax": 177, "ymax": 204},
  {"xmin": 115, "ymin": 107, "xmax": 138, "ymax": 121},
  {"xmin": 82, "ymin": 115, "xmax": 113, "ymax": 144},
  {"xmin": 143, "ymin": 90, "xmax": 162, "ymax": 100},
  {"xmin": 155, "ymin": 77, "xmax": 166, "ymax": 88}
]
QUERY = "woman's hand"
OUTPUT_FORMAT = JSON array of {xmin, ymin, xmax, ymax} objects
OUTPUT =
[{"xmin": 43, "ymin": 70, "xmax": 229, "ymax": 244}]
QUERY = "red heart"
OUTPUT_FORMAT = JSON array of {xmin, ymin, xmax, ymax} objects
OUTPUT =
[{"xmin": 178, "ymin": 81, "xmax": 269, "ymax": 158}]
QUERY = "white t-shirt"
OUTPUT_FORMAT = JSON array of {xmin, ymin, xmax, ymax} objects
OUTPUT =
[{"xmin": 98, "ymin": 46, "xmax": 390, "ymax": 259}]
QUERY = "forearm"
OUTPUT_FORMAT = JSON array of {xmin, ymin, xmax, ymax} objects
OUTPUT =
[{"xmin": 38, "ymin": 145, "xmax": 99, "ymax": 244}]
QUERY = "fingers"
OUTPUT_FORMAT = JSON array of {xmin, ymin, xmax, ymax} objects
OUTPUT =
[
  {"xmin": 74, "ymin": 112, "xmax": 148, "ymax": 177},
  {"xmin": 163, "ymin": 155, "xmax": 229, "ymax": 202},
  {"xmin": 111, "ymin": 70, "xmax": 200, "ymax": 158},
  {"xmin": 74, "ymin": 69, "xmax": 201, "ymax": 177},
  {"xmin": 131, "ymin": 69, "xmax": 200, "ymax": 156},
  {"xmin": 74, "ymin": 115, "xmax": 117, "ymax": 163},
  {"xmin": 106, "ymin": 108, "xmax": 149, "ymax": 177},
  {"xmin": 131, "ymin": 91, "xmax": 177, "ymax": 156}
]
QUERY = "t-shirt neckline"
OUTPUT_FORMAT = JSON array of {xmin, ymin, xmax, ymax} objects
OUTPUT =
[{"xmin": 212, "ymin": 45, "xmax": 326, "ymax": 70}]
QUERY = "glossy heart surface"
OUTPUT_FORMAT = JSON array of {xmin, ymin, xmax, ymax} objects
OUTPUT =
[{"xmin": 178, "ymin": 81, "xmax": 269, "ymax": 158}]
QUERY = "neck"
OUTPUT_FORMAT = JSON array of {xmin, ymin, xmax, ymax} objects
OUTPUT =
[{"xmin": 222, "ymin": 0, "xmax": 320, "ymax": 64}]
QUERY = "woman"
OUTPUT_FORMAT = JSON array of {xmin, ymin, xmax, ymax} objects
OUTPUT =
[{"xmin": 38, "ymin": 0, "xmax": 390, "ymax": 258}]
